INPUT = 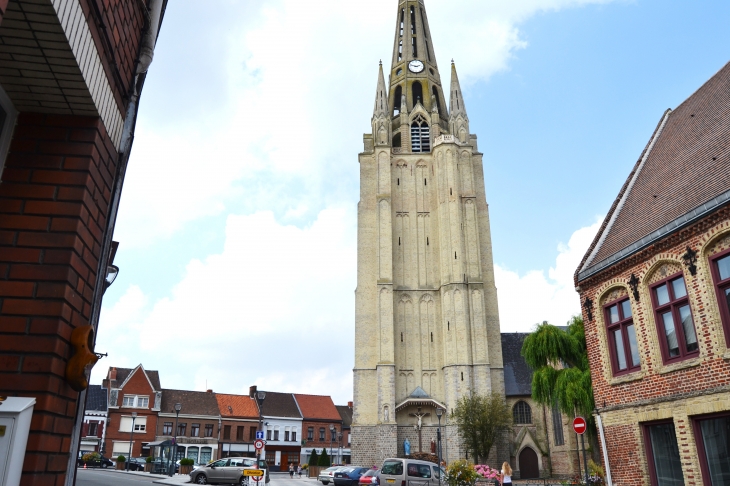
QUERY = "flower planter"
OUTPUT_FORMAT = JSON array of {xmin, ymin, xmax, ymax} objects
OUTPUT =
[
  {"xmin": 116, "ymin": 462, "xmax": 126, "ymax": 470},
  {"xmin": 180, "ymin": 465, "xmax": 193, "ymax": 475},
  {"xmin": 309, "ymin": 466, "xmax": 322, "ymax": 478},
  {"xmin": 144, "ymin": 464, "xmax": 152, "ymax": 473}
]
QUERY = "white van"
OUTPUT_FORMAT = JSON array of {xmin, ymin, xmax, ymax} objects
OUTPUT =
[{"xmin": 379, "ymin": 459, "xmax": 444, "ymax": 486}]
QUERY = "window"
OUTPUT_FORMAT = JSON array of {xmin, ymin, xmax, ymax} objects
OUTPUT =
[
  {"xmin": 205, "ymin": 424, "xmax": 214, "ymax": 438},
  {"xmin": 394, "ymin": 86, "xmax": 403, "ymax": 116},
  {"xmin": 0, "ymin": 84, "xmax": 17, "ymax": 176},
  {"xmin": 88, "ymin": 422, "xmax": 98, "ymax": 437},
  {"xmin": 266, "ymin": 451, "xmax": 276, "ymax": 466},
  {"xmin": 112, "ymin": 441, "xmax": 131, "ymax": 458},
  {"xmin": 267, "ymin": 429, "xmax": 272, "ymax": 441},
  {"xmin": 651, "ymin": 274, "xmax": 699, "ymax": 362},
  {"xmin": 432, "ymin": 87, "xmax": 441, "ymax": 113},
  {"xmin": 187, "ymin": 447, "xmax": 200, "ymax": 463},
  {"xmin": 237, "ymin": 426, "xmax": 244, "ymax": 441},
  {"xmin": 605, "ymin": 298, "xmax": 641, "ymax": 375},
  {"xmin": 134, "ymin": 422, "xmax": 146, "ymax": 432},
  {"xmin": 410, "ymin": 6, "xmax": 416, "ymax": 35},
  {"xmin": 410, "ymin": 115, "xmax": 430, "ymax": 153},
  {"xmin": 122, "ymin": 395, "xmax": 149, "ymax": 408},
  {"xmin": 513, "ymin": 401, "xmax": 532, "ymax": 424},
  {"xmin": 319, "ymin": 428, "xmax": 325, "ymax": 441},
  {"xmin": 412, "ymin": 81, "xmax": 423, "ymax": 107},
  {"xmin": 382, "ymin": 461, "xmax": 403, "ymax": 475},
  {"xmin": 399, "ymin": 9, "xmax": 404, "ymax": 37},
  {"xmin": 285, "ymin": 430, "xmax": 290, "ymax": 442},
  {"xmin": 191, "ymin": 424, "xmax": 200, "ymax": 437},
  {"xmin": 178, "ymin": 423, "xmax": 187, "ymax": 437},
  {"xmin": 274, "ymin": 428, "xmax": 279, "ymax": 441},
  {"xmin": 331, "ymin": 428, "xmax": 337, "ymax": 441},
  {"xmin": 292, "ymin": 430, "xmax": 297, "ymax": 442},
  {"xmin": 711, "ymin": 250, "xmax": 730, "ymax": 346},
  {"xmin": 250, "ymin": 428, "xmax": 257, "ymax": 441},
  {"xmin": 551, "ymin": 401, "xmax": 564, "ymax": 446},
  {"xmin": 694, "ymin": 413, "xmax": 730, "ymax": 484},
  {"xmin": 224, "ymin": 425, "xmax": 231, "ymax": 440},
  {"xmin": 120, "ymin": 416, "xmax": 146, "ymax": 433},
  {"xmin": 308, "ymin": 427, "xmax": 314, "ymax": 440},
  {"xmin": 163, "ymin": 422, "xmax": 173, "ymax": 435},
  {"xmin": 200, "ymin": 447, "xmax": 213, "ymax": 464},
  {"xmin": 408, "ymin": 464, "xmax": 431, "ymax": 478},
  {"xmin": 644, "ymin": 421, "xmax": 684, "ymax": 486}
]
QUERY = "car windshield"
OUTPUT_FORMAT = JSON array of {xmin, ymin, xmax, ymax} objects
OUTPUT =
[
  {"xmin": 362, "ymin": 470, "xmax": 378, "ymax": 478},
  {"xmin": 382, "ymin": 461, "xmax": 403, "ymax": 475},
  {"xmin": 326, "ymin": 467, "xmax": 340, "ymax": 472}
]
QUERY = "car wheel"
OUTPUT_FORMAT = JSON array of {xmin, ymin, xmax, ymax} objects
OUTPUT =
[
  {"xmin": 322, "ymin": 482, "xmax": 329, "ymax": 485},
  {"xmin": 240, "ymin": 477, "xmax": 249, "ymax": 486},
  {"xmin": 101, "ymin": 463, "xmax": 108, "ymax": 469},
  {"xmin": 195, "ymin": 474, "xmax": 208, "ymax": 484}
]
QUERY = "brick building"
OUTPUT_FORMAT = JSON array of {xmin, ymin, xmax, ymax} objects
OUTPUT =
[
  {"xmin": 102, "ymin": 366, "xmax": 162, "ymax": 460},
  {"xmin": 335, "ymin": 402, "xmax": 353, "ymax": 464},
  {"xmin": 0, "ymin": 0, "xmax": 166, "ymax": 484},
  {"xmin": 295, "ymin": 393, "xmax": 343, "ymax": 466},
  {"xmin": 217, "ymin": 392, "xmax": 260, "ymax": 459},
  {"xmin": 575, "ymin": 61, "xmax": 730, "ymax": 485},
  {"xmin": 79, "ymin": 384, "xmax": 107, "ymax": 453},
  {"xmin": 156, "ymin": 389, "xmax": 220, "ymax": 464}
]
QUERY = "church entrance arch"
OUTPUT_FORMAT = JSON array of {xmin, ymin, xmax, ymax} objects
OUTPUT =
[{"xmin": 518, "ymin": 447, "xmax": 539, "ymax": 479}]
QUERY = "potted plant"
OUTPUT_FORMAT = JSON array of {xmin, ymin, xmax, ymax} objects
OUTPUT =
[
  {"xmin": 116, "ymin": 455, "xmax": 126, "ymax": 470},
  {"xmin": 145, "ymin": 456, "xmax": 153, "ymax": 473},
  {"xmin": 444, "ymin": 460, "xmax": 480, "ymax": 486},
  {"xmin": 308, "ymin": 450, "xmax": 321, "ymax": 478},
  {"xmin": 179, "ymin": 458, "xmax": 194, "ymax": 475}
]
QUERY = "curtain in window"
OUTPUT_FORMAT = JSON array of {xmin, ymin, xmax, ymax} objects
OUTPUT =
[
  {"xmin": 200, "ymin": 447, "xmax": 212, "ymax": 464},
  {"xmin": 700, "ymin": 417, "xmax": 730, "ymax": 484},
  {"xmin": 187, "ymin": 447, "xmax": 200, "ymax": 463},
  {"xmin": 648, "ymin": 423, "xmax": 684, "ymax": 485}
]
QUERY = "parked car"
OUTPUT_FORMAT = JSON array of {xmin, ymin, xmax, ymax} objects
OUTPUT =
[
  {"xmin": 127, "ymin": 457, "xmax": 147, "ymax": 471},
  {"xmin": 76, "ymin": 451, "xmax": 113, "ymax": 469},
  {"xmin": 334, "ymin": 467, "xmax": 369, "ymax": 486},
  {"xmin": 319, "ymin": 466, "xmax": 349, "ymax": 485},
  {"xmin": 190, "ymin": 457, "xmax": 268, "ymax": 485},
  {"xmin": 379, "ymin": 459, "xmax": 443, "ymax": 486},
  {"xmin": 358, "ymin": 469, "xmax": 380, "ymax": 486}
]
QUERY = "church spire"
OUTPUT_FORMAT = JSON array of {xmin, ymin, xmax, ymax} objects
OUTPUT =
[
  {"xmin": 373, "ymin": 61, "xmax": 388, "ymax": 117},
  {"xmin": 449, "ymin": 61, "xmax": 470, "ymax": 144}
]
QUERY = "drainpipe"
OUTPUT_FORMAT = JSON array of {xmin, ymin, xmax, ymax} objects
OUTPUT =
[{"xmin": 594, "ymin": 410, "xmax": 613, "ymax": 486}]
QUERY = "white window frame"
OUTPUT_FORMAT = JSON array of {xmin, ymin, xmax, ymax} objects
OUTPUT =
[
  {"xmin": 122, "ymin": 395, "xmax": 150, "ymax": 409},
  {"xmin": 0, "ymin": 84, "xmax": 18, "ymax": 177}
]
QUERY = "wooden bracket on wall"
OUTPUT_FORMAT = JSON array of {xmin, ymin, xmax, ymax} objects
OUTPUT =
[{"xmin": 65, "ymin": 326, "xmax": 100, "ymax": 392}]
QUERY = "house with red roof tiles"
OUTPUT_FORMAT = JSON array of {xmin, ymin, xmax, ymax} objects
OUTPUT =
[
  {"xmin": 294, "ymin": 394, "xmax": 345, "ymax": 465},
  {"xmin": 216, "ymin": 391, "xmax": 261, "ymax": 459},
  {"xmin": 575, "ymin": 61, "xmax": 730, "ymax": 486}
]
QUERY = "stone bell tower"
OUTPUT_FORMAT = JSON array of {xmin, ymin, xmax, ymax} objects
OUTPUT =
[{"xmin": 352, "ymin": 0, "xmax": 505, "ymax": 467}]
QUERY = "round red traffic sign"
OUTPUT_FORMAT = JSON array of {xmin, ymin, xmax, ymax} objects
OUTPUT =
[
  {"xmin": 573, "ymin": 417, "xmax": 587, "ymax": 435},
  {"xmin": 254, "ymin": 439, "xmax": 265, "ymax": 450}
]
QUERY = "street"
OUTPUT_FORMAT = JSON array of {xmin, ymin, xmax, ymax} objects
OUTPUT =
[{"xmin": 76, "ymin": 469, "xmax": 325, "ymax": 486}]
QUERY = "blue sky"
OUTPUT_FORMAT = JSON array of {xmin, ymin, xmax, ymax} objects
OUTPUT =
[{"xmin": 91, "ymin": 0, "xmax": 730, "ymax": 403}]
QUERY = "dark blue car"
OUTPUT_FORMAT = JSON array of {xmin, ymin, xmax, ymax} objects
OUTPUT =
[{"xmin": 334, "ymin": 467, "xmax": 370, "ymax": 486}]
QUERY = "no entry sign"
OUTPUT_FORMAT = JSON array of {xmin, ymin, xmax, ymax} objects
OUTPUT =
[{"xmin": 573, "ymin": 417, "xmax": 587, "ymax": 435}]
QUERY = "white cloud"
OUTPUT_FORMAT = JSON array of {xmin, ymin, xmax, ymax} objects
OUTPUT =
[{"xmin": 495, "ymin": 219, "xmax": 602, "ymax": 332}]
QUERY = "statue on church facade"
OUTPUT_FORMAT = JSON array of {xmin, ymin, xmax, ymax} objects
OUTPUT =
[{"xmin": 403, "ymin": 438, "xmax": 411, "ymax": 456}]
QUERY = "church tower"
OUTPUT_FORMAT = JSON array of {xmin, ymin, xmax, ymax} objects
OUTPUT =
[{"xmin": 352, "ymin": 0, "xmax": 505, "ymax": 466}]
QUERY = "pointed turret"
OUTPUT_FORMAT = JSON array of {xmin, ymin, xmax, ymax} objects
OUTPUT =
[
  {"xmin": 372, "ymin": 62, "xmax": 391, "ymax": 147},
  {"xmin": 449, "ymin": 61, "xmax": 470, "ymax": 144}
]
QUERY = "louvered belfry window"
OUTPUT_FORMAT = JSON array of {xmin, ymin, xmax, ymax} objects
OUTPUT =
[{"xmin": 411, "ymin": 115, "xmax": 430, "ymax": 153}]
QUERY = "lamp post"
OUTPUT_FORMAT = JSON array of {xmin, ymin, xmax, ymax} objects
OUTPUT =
[
  {"xmin": 436, "ymin": 408, "xmax": 443, "ymax": 484},
  {"xmin": 170, "ymin": 403, "xmax": 182, "ymax": 477},
  {"xmin": 127, "ymin": 412, "xmax": 137, "ymax": 471},
  {"xmin": 256, "ymin": 391, "xmax": 266, "ymax": 467},
  {"xmin": 329, "ymin": 425, "xmax": 336, "ymax": 465},
  {"xmin": 338, "ymin": 432, "xmax": 343, "ymax": 466}
]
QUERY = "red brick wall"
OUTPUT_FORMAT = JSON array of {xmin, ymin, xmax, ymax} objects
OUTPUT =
[
  {"xmin": 104, "ymin": 371, "xmax": 159, "ymax": 458},
  {"xmin": 0, "ymin": 113, "xmax": 118, "ymax": 486}
]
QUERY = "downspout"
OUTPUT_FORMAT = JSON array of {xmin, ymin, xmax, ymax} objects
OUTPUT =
[
  {"xmin": 594, "ymin": 411, "xmax": 613, "ymax": 486},
  {"xmin": 69, "ymin": 2, "xmax": 166, "ymax": 485}
]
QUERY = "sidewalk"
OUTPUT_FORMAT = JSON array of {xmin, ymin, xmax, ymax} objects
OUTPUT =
[{"xmin": 103, "ymin": 468, "xmax": 190, "ymax": 484}]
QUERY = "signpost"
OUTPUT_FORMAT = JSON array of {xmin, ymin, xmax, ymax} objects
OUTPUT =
[
  {"xmin": 254, "ymin": 439, "xmax": 265, "ymax": 451},
  {"xmin": 573, "ymin": 417, "xmax": 589, "ymax": 484},
  {"xmin": 256, "ymin": 431, "xmax": 265, "ymax": 440}
]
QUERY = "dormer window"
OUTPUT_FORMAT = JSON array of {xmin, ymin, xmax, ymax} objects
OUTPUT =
[
  {"xmin": 122, "ymin": 395, "xmax": 149, "ymax": 408},
  {"xmin": 411, "ymin": 115, "xmax": 430, "ymax": 153}
]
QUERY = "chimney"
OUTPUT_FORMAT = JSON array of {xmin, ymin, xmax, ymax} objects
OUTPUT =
[
  {"xmin": 109, "ymin": 367, "xmax": 117, "ymax": 380},
  {"xmin": 207, "ymin": 389, "xmax": 213, "ymax": 393},
  {"xmin": 249, "ymin": 385, "xmax": 257, "ymax": 399},
  {"xmin": 348, "ymin": 401, "xmax": 353, "ymax": 408}
]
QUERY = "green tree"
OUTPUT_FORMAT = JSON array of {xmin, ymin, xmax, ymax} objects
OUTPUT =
[
  {"xmin": 309, "ymin": 449, "xmax": 319, "ymax": 467},
  {"xmin": 450, "ymin": 392, "xmax": 512, "ymax": 464},
  {"xmin": 318, "ymin": 448, "xmax": 330, "ymax": 467},
  {"xmin": 521, "ymin": 316, "xmax": 594, "ymax": 418}
]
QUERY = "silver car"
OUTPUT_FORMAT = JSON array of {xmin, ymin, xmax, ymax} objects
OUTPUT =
[
  {"xmin": 190, "ymin": 457, "xmax": 259, "ymax": 485},
  {"xmin": 319, "ymin": 466, "xmax": 349, "ymax": 485}
]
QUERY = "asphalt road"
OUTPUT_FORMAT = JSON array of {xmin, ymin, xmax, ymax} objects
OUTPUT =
[{"xmin": 76, "ymin": 469, "xmax": 158, "ymax": 485}]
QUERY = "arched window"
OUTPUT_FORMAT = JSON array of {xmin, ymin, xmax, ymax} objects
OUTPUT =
[
  {"xmin": 393, "ymin": 132, "xmax": 401, "ymax": 148},
  {"xmin": 394, "ymin": 86, "xmax": 403, "ymax": 116},
  {"xmin": 432, "ymin": 86, "xmax": 441, "ymax": 113},
  {"xmin": 412, "ymin": 81, "xmax": 423, "ymax": 107},
  {"xmin": 513, "ymin": 401, "xmax": 532, "ymax": 424},
  {"xmin": 411, "ymin": 115, "xmax": 430, "ymax": 153}
]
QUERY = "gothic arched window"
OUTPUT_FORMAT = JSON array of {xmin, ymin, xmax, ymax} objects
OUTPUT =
[
  {"xmin": 432, "ymin": 86, "xmax": 441, "ymax": 114},
  {"xmin": 513, "ymin": 401, "xmax": 532, "ymax": 424},
  {"xmin": 411, "ymin": 115, "xmax": 430, "ymax": 153},
  {"xmin": 394, "ymin": 86, "xmax": 403, "ymax": 116},
  {"xmin": 412, "ymin": 81, "xmax": 423, "ymax": 107}
]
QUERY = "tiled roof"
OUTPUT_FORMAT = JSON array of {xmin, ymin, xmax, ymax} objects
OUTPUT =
[
  {"xmin": 108, "ymin": 366, "xmax": 162, "ymax": 391},
  {"xmin": 335, "ymin": 405, "xmax": 353, "ymax": 428},
  {"xmin": 216, "ymin": 393, "xmax": 260, "ymax": 419},
  {"xmin": 293, "ymin": 394, "xmax": 341, "ymax": 421},
  {"xmin": 501, "ymin": 333, "xmax": 533, "ymax": 397},
  {"xmin": 578, "ymin": 61, "xmax": 730, "ymax": 280},
  {"xmin": 85, "ymin": 385, "xmax": 107, "ymax": 412},
  {"xmin": 259, "ymin": 392, "xmax": 302, "ymax": 419},
  {"xmin": 160, "ymin": 389, "xmax": 220, "ymax": 417}
]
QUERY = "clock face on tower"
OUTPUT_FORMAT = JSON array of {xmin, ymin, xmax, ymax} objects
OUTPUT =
[{"xmin": 408, "ymin": 60, "xmax": 425, "ymax": 73}]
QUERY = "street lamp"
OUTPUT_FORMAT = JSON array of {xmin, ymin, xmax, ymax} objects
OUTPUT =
[
  {"xmin": 329, "ymin": 425, "xmax": 336, "ymax": 465},
  {"xmin": 256, "ymin": 391, "xmax": 266, "ymax": 467},
  {"xmin": 338, "ymin": 432, "xmax": 343, "ymax": 465},
  {"xmin": 436, "ymin": 408, "xmax": 444, "ymax": 483},
  {"xmin": 127, "ymin": 412, "xmax": 137, "ymax": 471},
  {"xmin": 170, "ymin": 403, "xmax": 182, "ymax": 477}
]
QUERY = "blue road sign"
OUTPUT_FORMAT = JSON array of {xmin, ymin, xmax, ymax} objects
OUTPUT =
[{"xmin": 256, "ymin": 431, "xmax": 264, "ymax": 440}]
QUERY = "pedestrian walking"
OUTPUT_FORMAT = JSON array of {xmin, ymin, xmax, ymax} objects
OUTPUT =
[
  {"xmin": 297, "ymin": 464, "xmax": 303, "ymax": 478},
  {"xmin": 289, "ymin": 463, "xmax": 295, "ymax": 478},
  {"xmin": 499, "ymin": 462, "xmax": 512, "ymax": 486}
]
